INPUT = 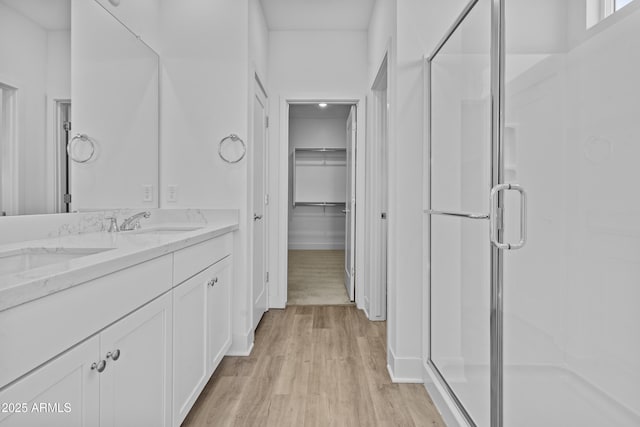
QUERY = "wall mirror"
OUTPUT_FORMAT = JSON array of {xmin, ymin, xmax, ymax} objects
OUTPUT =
[{"xmin": 0, "ymin": 0, "xmax": 159, "ymax": 216}]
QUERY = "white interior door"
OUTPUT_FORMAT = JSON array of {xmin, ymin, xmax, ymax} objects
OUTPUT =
[
  {"xmin": 344, "ymin": 106, "xmax": 356, "ymax": 301},
  {"xmin": 368, "ymin": 57, "xmax": 388, "ymax": 321},
  {"xmin": 252, "ymin": 80, "xmax": 268, "ymax": 330}
]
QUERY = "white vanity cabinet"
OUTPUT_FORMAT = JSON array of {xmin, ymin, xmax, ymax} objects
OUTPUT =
[
  {"xmin": 98, "ymin": 292, "xmax": 173, "ymax": 427},
  {"xmin": 0, "ymin": 336, "xmax": 100, "ymax": 427},
  {"xmin": 0, "ymin": 229, "xmax": 235, "ymax": 427},
  {"xmin": 172, "ymin": 235, "xmax": 233, "ymax": 427},
  {"xmin": 0, "ymin": 292, "xmax": 172, "ymax": 427},
  {"xmin": 172, "ymin": 268, "xmax": 209, "ymax": 425},
  {"xmin": 207, "ymin": 256, "xmax": 232, "ymax": 374}
]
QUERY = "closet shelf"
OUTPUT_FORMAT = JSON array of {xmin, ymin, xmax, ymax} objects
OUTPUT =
[{"xmin": 292, "ymin": 147, "xmax": 347, "ymax": 209}]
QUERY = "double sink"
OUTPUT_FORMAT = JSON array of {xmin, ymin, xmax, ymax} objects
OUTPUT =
[{"xmin": 0, "ymin": 226, "xmax": 202, "ymax": 277}]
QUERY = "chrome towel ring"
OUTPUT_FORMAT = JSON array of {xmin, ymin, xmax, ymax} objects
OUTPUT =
[
  {"xmin": 68, "ymin": 134, "xmax": 96, "ymax": 163},
  {"xmin": 218, "ymin": 134, "xmax": 246, "ymax": 163}
]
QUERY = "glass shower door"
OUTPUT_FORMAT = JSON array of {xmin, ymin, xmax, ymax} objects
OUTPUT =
[
  {"xmin": 501, "ymin": 1, "xmax": 640, "ymax": 425},
  {"xmin": 427, "ymin": 0, "xmax": 493, "ymax": 425}
]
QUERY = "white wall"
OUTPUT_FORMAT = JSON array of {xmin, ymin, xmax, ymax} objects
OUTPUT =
[
  {"xmin": 159, "ymin": 0, "xmax": 268, "ymax": 354},
  {"xmin": 268, "ymin": 31, "xmax": 368, "ymax": 96},
  {"xmin": 267, "ymin": 30, "xmax": 368, "ymax": 307},
  {"xmin": 159, "ymin": 0, "xmax": 250, "ymax": 355},
  {"xmin": 366, "ymin": 0, "xmax": 469, "ymax": 382},
  {"xmin": 71, "ymin": 0, "xmax": 159, "ymax": 211},
  {"xmin": 288, "ymin": 115, "xmax": 347, "ymax": 249},
  {"xmin": 46, "ymin": 31, "xmax": 71, "ymax": 99}
]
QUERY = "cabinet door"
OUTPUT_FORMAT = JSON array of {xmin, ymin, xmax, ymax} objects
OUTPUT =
[
  {"xmin": 99, "ymin": 292, "xmax": 173, "ymax": 427},
  {"xmin": 207, "ymin": 256, "xmax": 232, "ymax": 374},
  {"xmin": 0, "ymin": 335, "xmax": 100, "ymax": 427},
  {"xmin": 172, "ymin": 269, "xmax": 209, "ymax": 426}
]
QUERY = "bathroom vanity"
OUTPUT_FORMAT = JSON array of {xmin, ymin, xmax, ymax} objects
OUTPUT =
[{"xmin": 0, "ymin": 212, "xmax": 238, "ymax": 427}]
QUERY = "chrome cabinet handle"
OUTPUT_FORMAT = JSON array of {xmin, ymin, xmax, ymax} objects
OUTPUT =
[
  {"xmin": 208, "ymin": 277, "xmax": 218, "ymax": 287},
  {"xmin": 91, "ymin": 360, "xmax": 107, "ymax": 373},
  {"xmin": 106, "ymin": 349, "xmax": 121, "ymax": 361},
  {"xmin": 490, "ymin": 183, "xmax": 527, "ymax": 250},
  {"xmin": 253, "ymin": 214, "xmax": 263, "ymax": 221}
]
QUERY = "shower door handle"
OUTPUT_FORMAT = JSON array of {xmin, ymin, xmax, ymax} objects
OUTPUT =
[{"xmin": 490, "ymin": 183, "xmax": 527, "ymax": 250}]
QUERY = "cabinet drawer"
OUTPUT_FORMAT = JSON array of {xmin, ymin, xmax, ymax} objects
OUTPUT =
[
  {"xmin": 0, "ymin": 254, "xmax": 172, "ymax": 389},
  {"xmin": 173, "ymin": 234, "xmax": 232, "ymax": 285}
]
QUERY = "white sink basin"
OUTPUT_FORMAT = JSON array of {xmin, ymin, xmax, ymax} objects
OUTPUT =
[
  {"xmin": 128, "ymin": 226, "xmax": 203, "ymax": 235},
  {"xmin": 0, "ymin": 247, "xmax": 113, "ymax": 276}
]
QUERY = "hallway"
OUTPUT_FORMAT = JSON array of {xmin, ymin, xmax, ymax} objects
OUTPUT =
[{"xmin": 182, "ymin": 305, "xmax": 445, "ymax": 426}]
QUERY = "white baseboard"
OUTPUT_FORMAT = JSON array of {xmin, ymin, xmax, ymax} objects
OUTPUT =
[
  {"xmin": 362, "ymin": 301, "xmax": 370, "ymax": 319},
  {"xmin": 423, "ymin": 361, "xmax": 469, "ymax": 427},
  {"xmin": 227, "ymin": 329, "xmax": 255, "ymax": 356},
  {"xmin": 288, "ymin": 242, "xmax": 345, "ymax": 250},
  {"xmin": 386, "ymin": 346, "xmax": 423, "ymax": 383}
]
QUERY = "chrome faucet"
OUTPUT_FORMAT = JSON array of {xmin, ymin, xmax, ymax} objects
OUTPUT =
[
  {"xmin": 106, "ymin": 217, "xmax": 119, "ymax": 233},
  {"xmin": 120, "ymin": 211, "xmax": 151, "ymax": 231}
]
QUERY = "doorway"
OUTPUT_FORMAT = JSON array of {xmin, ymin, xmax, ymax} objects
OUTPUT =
[
  {"xmin": 367, "ymin": 55, "xmax": 389, "ymax": 321},
  {"xmin": 286, "ymin": 102, "xmax": 357, "ymax": 306}
]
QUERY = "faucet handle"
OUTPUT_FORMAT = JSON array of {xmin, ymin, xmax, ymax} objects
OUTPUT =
[{"xmin": 106, "ymin": 217, "xmax": 119, "ymax": 233}]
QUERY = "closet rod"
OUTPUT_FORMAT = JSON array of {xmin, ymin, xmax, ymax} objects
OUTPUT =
[
  {"xmin": 293, "ymin": 202, "xmax": 346, "ymax": 208},
  {"xmin": 294, "ymin": 148, "xmax": 346, "ymax": 152}
]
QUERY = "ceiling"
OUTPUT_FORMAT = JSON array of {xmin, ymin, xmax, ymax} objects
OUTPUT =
[
  {"xmin": 0, "ymin": 0, "xmax": 374, "ymax": 32},
  {"xmin": 0, "ymin": 0, "xmax": 70, "ymax": 31},
  {"xmin": 259, "ymin": 0, "xmax": 376, "ymax": 31},
  {"xmin": 289, "ymin": 104, "xmax": 352, "ymax": 119}
]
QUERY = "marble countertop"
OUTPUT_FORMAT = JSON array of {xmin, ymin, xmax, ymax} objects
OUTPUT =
[{"xmin": 0, "ymin": 219, "xmax": 238, "ymax": 312}]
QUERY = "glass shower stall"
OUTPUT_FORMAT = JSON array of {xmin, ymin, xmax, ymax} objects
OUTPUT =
[{"xmin": 425, "ymin": 0, "xmax": 640, "ymax": 425}]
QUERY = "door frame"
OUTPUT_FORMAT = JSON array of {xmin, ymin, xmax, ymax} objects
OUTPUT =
[
  {"xmin": 423, "ymin": 0, "xmax": 505, "ymax": 426},
  {"xmin": 273, "ymin": 95, "xmax": 365, "ymax": 310},
  {"xmin": 367, "ymin": 54, "xmax": 389, "ymax": 322},
  {"xmin": 344, "ymin": 105, "xmax": 357, "ymax": 301},
  {"xmin": 49, "ymin": 98, "xmax": 72, "ymax": 213},
  {"xmin": 0, "ymin": 79, "xmax": 19, "ymax": 216},
  {"xmin": 250, "ymin": 71, "xmax": 269, "ymax": 332}
]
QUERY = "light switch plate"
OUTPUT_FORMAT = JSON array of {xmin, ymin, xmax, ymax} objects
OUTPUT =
[
  {"xmin": 167, "ymin": 185, "xmax": 178, "ymax": 203},
  {"xmin": 142, "ymin": 185, "xmax": 153, "ymax": 202}
]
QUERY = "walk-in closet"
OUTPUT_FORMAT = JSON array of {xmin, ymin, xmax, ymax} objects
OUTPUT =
[{"xmin": 287, "ymin": 103, "xmax": 356, "ymax": 305}]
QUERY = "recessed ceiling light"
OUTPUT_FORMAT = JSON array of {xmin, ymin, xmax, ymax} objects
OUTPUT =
[{"xmin": 318, "ymin": 103, "xmax": 327, "ymax": 108}]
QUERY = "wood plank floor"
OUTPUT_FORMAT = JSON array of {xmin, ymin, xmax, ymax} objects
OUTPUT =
[
  {"xmin": 288, "ymin": 250, "xmax": 351, "ymax": 305},
  {"xmin": 182, "ymin": 305, "xmax": 445, "ymax": 427}
]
